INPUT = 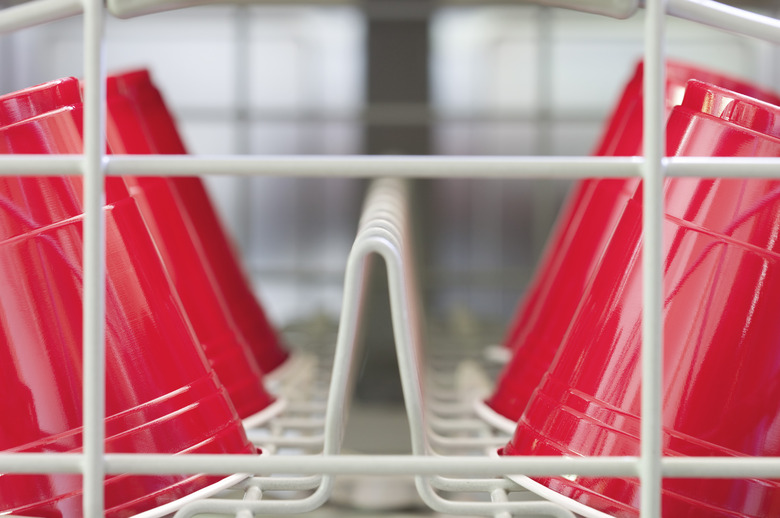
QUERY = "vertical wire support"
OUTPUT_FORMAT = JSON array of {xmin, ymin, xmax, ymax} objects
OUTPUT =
[
  {"xmin": 81, "ymin": 0, "xmax": 107, "ymax": 513},
  {"xmin": 641, "ymin": 0, "xmax": 666, "ymax": 517},
  {"xmin": 232, "ymin": 5, "xmax": 253, "ymax": 249}
]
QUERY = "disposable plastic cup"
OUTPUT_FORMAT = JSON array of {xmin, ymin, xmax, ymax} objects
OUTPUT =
[
  {"xmin": 103, "ymin": 83, "xmax": 279, "ymax": 423},
  {"xmin": 499, "ymin": 81, "xmax": 780, "ymax": 518},
  {"xmin": 0, "ymin": 111, "xmax": 257, "ymax": 518},
  {"xmin": 0, "ymin": 77, "xmax": 279, "ymax": 423},
  {"xmin": 108, "ymin": 69, "xmax": 290, "ymax": 376},
  {"xmin": 479, "ymin": 61, "xmax": 780, "ymax": 433},
  {"xmin": 480, "ymin": 177, "xmax": 639, "ymax": 432}
]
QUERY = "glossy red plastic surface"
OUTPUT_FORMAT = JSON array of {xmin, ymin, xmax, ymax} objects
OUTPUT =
[
  {"xmin": 0, "ymin": 107, "xmax": 257, "ymax": 517},
  {"xmin": 0, "ymin": 78, "xmax": 82, "ymax": 126},
  {"xmin": 500, "ymin": 81, "xmax": 780, "ymax": 517},
  {"xmin": 488, "ymin": 61, "xmax": 780, "ymax": 424},
  {"xmin": 104, "ymin": 86, "xmax": 275, "ymax": 419},
  {"xmin": 109, "ymin": 69, "xmax": 289, "ymax": 374},
  {"xmin": 0, "ymin": 76, "xmax": 275, "ymax": 419}
]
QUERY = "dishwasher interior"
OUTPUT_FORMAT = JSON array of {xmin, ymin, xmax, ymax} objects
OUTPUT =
[{"xmin": 0, "ymin": 0, "xmax": 779, "ymax": 516}]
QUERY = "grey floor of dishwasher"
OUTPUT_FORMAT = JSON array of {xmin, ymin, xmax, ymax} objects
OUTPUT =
[{"xmin": 309, "ymin": 403, "xmax": 477, "ymax": 518}]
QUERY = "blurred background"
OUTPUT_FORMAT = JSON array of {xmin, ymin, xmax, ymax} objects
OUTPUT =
[{"xmin": 2, "ymin": 1, "xmax": 778, "ymax": 404}]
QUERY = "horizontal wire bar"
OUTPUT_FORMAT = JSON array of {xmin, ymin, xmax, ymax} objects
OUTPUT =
[
  {"xmin": 0, "ymin": 0, "xmax": 82, "ymax": 35},
  {"xmin": 666, "ymin": 157, "xmax": 780, "ymax": 177},
  {"xmin": 0, "ymin": 155, "xmax": 83, "ymax": 175},
  {"xmin": 0, "ymin": 0, "xmax": 773, "ymax": 46},
  {"xmin": 664, "ymin": 458, "xmax": 780, "ymax": 478},
  {"xmin": 0, "ymin": 155, "xmax": 777, "ymax": 179},
  {"xmin": 0, "ymin": 0, "xmax": 771, "ymax": 43},
  {"xmin": 104, "ymin": 155, "xmax": 643, "ymax": 179},
  {"xmin": 0, "ymin": 453, "xmax": 83, "ymax": 473},
  {"xmin": 430, "ymin": 476, "xmax": 523, "ymax": 492},
  {"xmin": 103, "ymin": 454, "xmax": 640, "ymax": 477},
  {"xmin": 102, "ymin": 155, "xmax": 780, "ymax": 179},
  {"xmin": 108, "ymin": 0, "xmax": 352, "ymax": 19},
  {"xmin": 2, "ymin": 454, "xmax": 780, "ymax": 478},
  {"xmin": 666, "ymin": 0, "xmax": 780, "ymax": 44}
]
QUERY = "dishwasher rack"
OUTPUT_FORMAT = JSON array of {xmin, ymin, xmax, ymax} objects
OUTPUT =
[{"xmin": 0, "ymin": 0, "xmax": 779, "ymax": 516}]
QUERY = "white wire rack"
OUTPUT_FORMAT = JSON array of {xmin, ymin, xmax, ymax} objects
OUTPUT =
[{"xmin": 0, "ymin": 0, "xmax": 778, "ymax": 517}]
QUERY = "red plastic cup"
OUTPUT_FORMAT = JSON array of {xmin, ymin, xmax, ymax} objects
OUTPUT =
[
  {"xmin": 481, "ymin": 61, "xmax": 780, "ymax": 431},
  {"xmin": 0, "ymin": 77, "xmax": 277, "ymax": 422},
  {"xmin": 103, "ymin": 85, "xmax": 277, "ymax": 421},
  {"xmin": 0, "ymin": 108, "xmax": 257, "ymax": 517},
  {"xmin": 499, "ymin": 82, "xmax": 780, "ymax": 518},
  {"xmin": 108, "ymin": 69, "xmax": 290, "ymax": 375}
]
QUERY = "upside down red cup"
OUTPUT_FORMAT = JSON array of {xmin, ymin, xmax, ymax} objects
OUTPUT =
[
  {"xmin": 499, "ymin": 82, "xmax": 780, "ymax": 518},
  {"xmin": 0, "ymin": 77, "xmax": 278, "ymax": 423},
  {"xmin": 108, "ymin": 69, "xmax": 290, "ymax": 376},
  {"xmin": 102, "ymin": 83, "xmax": 279, "ymax": 423},
  {"xmin": 0, "ymin": 110, "xmax": 257, "ymax": 517},
  {"xmin": 481, "ymin": 61, "xmax": 780, "ymax": 432}
]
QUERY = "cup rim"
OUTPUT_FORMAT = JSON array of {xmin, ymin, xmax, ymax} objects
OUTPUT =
[
  {"xmin": 127, "ymin": 446, "xmax": 267, "ymax": 518},
  {"xmin": 489, "ymin": 448, "xmax": 617, "ymax": 518}
]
